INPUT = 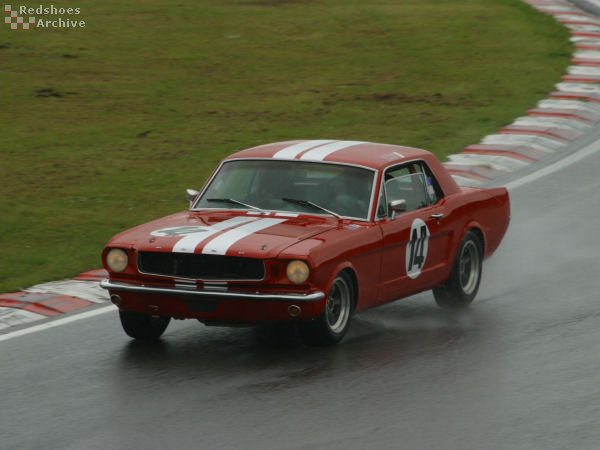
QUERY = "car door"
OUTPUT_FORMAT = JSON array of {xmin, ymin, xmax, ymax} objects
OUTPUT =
[{"xmin": 376, "ymin": 161, "xmax": 451, "ymax": 303}]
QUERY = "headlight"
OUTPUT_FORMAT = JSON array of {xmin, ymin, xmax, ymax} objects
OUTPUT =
[
  {"xmin": 286, "ymin": 260, "xmax": 310, "ymax": 284},
  {"xmin": 106, "ymin": 248, "xmax": 129, "ymax": 272}
]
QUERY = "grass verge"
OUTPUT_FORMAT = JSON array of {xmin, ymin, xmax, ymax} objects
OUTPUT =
[{"xmin": 0, "ymin": 0, "xmax": 571, "ymax": 292}]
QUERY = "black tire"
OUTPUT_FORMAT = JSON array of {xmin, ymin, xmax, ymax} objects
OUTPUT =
[
  {"xmin": 299, "ymin": 272, "xmax": 354, "ymax": 346},
  {"xmin": 119, "ymin": 310, "xmax": 171, "ymax": 340},
  {"xmin": 433, "ymin": 231, "xmax": 482, "ymax": 309}
]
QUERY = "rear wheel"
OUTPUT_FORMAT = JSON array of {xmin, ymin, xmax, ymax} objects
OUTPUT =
[
  {"xmin": 299, "ymin": 272, "xmax": 354, "ymax": 346},
  {"xmin": 119, "ymin": 310, "xmax": 171, "ymax": 340},
  {"xmin": 433, "ymin": 231, "xmax": 482, "ymax": 309}
]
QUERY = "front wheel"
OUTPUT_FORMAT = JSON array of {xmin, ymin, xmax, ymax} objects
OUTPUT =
[
  {"xmin": 433, "ymin": 231, "xmax": 482, "ymax": 309},
  {"xmin": 119, "ymin": 310, "xmax": 171, "ymax": 340},
  {"xmin": 299, "ymin": 272, "xmax": 354, "ymax": 346}
]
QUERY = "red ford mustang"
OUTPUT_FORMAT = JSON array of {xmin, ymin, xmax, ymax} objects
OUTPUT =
[{"xmin": 101, "ymin": 140, "xmax": 510, "ymax": 345}]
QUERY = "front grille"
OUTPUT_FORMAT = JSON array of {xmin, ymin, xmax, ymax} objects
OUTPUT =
[{"xmin": 137, "ymin": 252, "xmax": 265, "ymax": 280}]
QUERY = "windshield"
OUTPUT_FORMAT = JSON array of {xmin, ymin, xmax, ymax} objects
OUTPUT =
[{"xmin": 195, "ymin": 160, "xmax": 376, "ymax": 220}]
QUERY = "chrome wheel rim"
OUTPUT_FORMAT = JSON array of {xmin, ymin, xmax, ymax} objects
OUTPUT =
[
  {"xmin": 459, "ymin": 240, "xmax": 480, "ymax": 295},
  {"xmin": 326, "ymin": 277, "xmax": 351, "ymax": 334}
]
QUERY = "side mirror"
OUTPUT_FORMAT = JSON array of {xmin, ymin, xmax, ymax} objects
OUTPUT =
[
  {"xmin": 186, "ymin": 189, "xmax": 200, "ymax": 207},
  {"xmin": 389, "ymin": 199, "xmax": 406, "ymax": 220}
]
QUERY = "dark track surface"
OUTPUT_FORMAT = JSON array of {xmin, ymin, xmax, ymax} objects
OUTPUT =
[
  {"xmin": 2, "ymin": 145, "xmax": 600, "ymax": 449},
  {"xmin": 572, "ymin": 0, "xmax": 600, "ymax": 16}
]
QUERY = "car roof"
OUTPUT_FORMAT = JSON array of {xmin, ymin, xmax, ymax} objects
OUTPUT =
[{"xmin": 224, "ymin": 140, "xmax": 437, "ymax": 171}]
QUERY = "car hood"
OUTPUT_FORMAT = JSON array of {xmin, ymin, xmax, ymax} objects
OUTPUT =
[{"xmin": 107, "ymin": 210, "xmax": 339, "ymax": 259}]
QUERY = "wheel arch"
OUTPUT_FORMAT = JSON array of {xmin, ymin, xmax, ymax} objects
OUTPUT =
[
  {"xmin": 326, "ymin": 262, "xmax": 359, "ymax": 312},
  {"xmin": 340, "ymin": 267, "xmax": 359, "ymax": 312},
  {"xmin": 468, "ymin": 226, "xmax": 485, "ymax": 255},
  {"xmin": 460, "ymin": 221, "xmax": 485, "ymax": 256}
]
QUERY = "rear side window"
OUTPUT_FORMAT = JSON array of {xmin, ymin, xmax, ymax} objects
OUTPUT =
[
  {"xmin": 421, "ymin": 163, "xmax": 443, "ymax": 204},
  {"xmin": 377, "ymin": 160, "xmax": 443, "ymax": 218}
]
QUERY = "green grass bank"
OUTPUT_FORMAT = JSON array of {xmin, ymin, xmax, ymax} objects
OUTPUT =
[{"xmin": 0, "ymin": 0, "xmax": 571, "ymax": 292}]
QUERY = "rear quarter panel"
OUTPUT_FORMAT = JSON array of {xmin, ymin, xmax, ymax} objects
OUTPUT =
[
  {"xmin": 441, "ymin": 186, "xmax": 510, "ymax": 272},
  {"xmin": 477, "ymin": 186, "xmax": 510, "ymax": 257}
]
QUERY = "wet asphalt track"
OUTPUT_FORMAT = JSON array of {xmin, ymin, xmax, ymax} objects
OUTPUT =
[{"xmin": 2, "ymin": 145, "xmax": 600, "ymax": 449}]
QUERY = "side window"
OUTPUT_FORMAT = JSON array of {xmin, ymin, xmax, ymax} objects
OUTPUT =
[
  {"xmin": 420, "ymin": 162, "xmax": 444, "ymax": 205},
  {"xmin": 377, "ymin": 161, "xmax": 443, "ymax": 218}
]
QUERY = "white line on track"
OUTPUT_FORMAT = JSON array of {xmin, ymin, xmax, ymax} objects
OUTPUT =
[
  {"xmin": 0, "ymin": 305, "xmax": 114, "ymax": 342},
  {"xmin": 504, "ymin": 136, "xmax": 600, "ymax": 191},
  {"xmin": 582, "ymin": 0, "xmax": 600, "ymax": 10}
]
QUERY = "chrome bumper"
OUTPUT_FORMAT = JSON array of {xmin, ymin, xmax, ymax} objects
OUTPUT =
[{"xmin": 100, "ymin": 279, "xmax": 325, "ymax": 303}]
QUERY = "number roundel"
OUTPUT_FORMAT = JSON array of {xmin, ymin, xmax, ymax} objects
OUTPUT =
[{"xmin": 406, "ymin": 218, "xmax": 430, "ymax": 279}]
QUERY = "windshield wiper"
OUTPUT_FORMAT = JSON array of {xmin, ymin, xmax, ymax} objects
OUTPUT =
[
  {"xmin": 282, "ymin": 198, "xmax": 342, "ymax": 219},
  {"xmin": 207, "ymin": 198, "xmax": 265, "ymax": 213}
]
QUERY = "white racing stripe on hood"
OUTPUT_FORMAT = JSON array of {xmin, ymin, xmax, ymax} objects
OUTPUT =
[
  {"xmin": 299, "ymin": 140, "xmax": 365, "ymax": 161},
  {"xmin": 173, "ymin": 216, "xmax": 257, "ymax": 253},
  {"xmin": 201, "ymin": 218, "xmax": 287, "ymax": 255},
  {"xmin": 272, "ymin": 140, "xmax": 337, "ymax": 159}
]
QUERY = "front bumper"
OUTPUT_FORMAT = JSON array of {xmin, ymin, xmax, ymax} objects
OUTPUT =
[
  {"xmin": 100, "ymin": 279, "xmax": 325, "ymax": 302},
  {"xmin": 100, "ymin": 279, "xmax": 326, "ymax": 321}
]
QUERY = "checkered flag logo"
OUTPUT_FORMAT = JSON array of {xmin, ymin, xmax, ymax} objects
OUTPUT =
[{"xmin": 4, "ymin": 5, "xmax": 36, "ymax": 30}]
